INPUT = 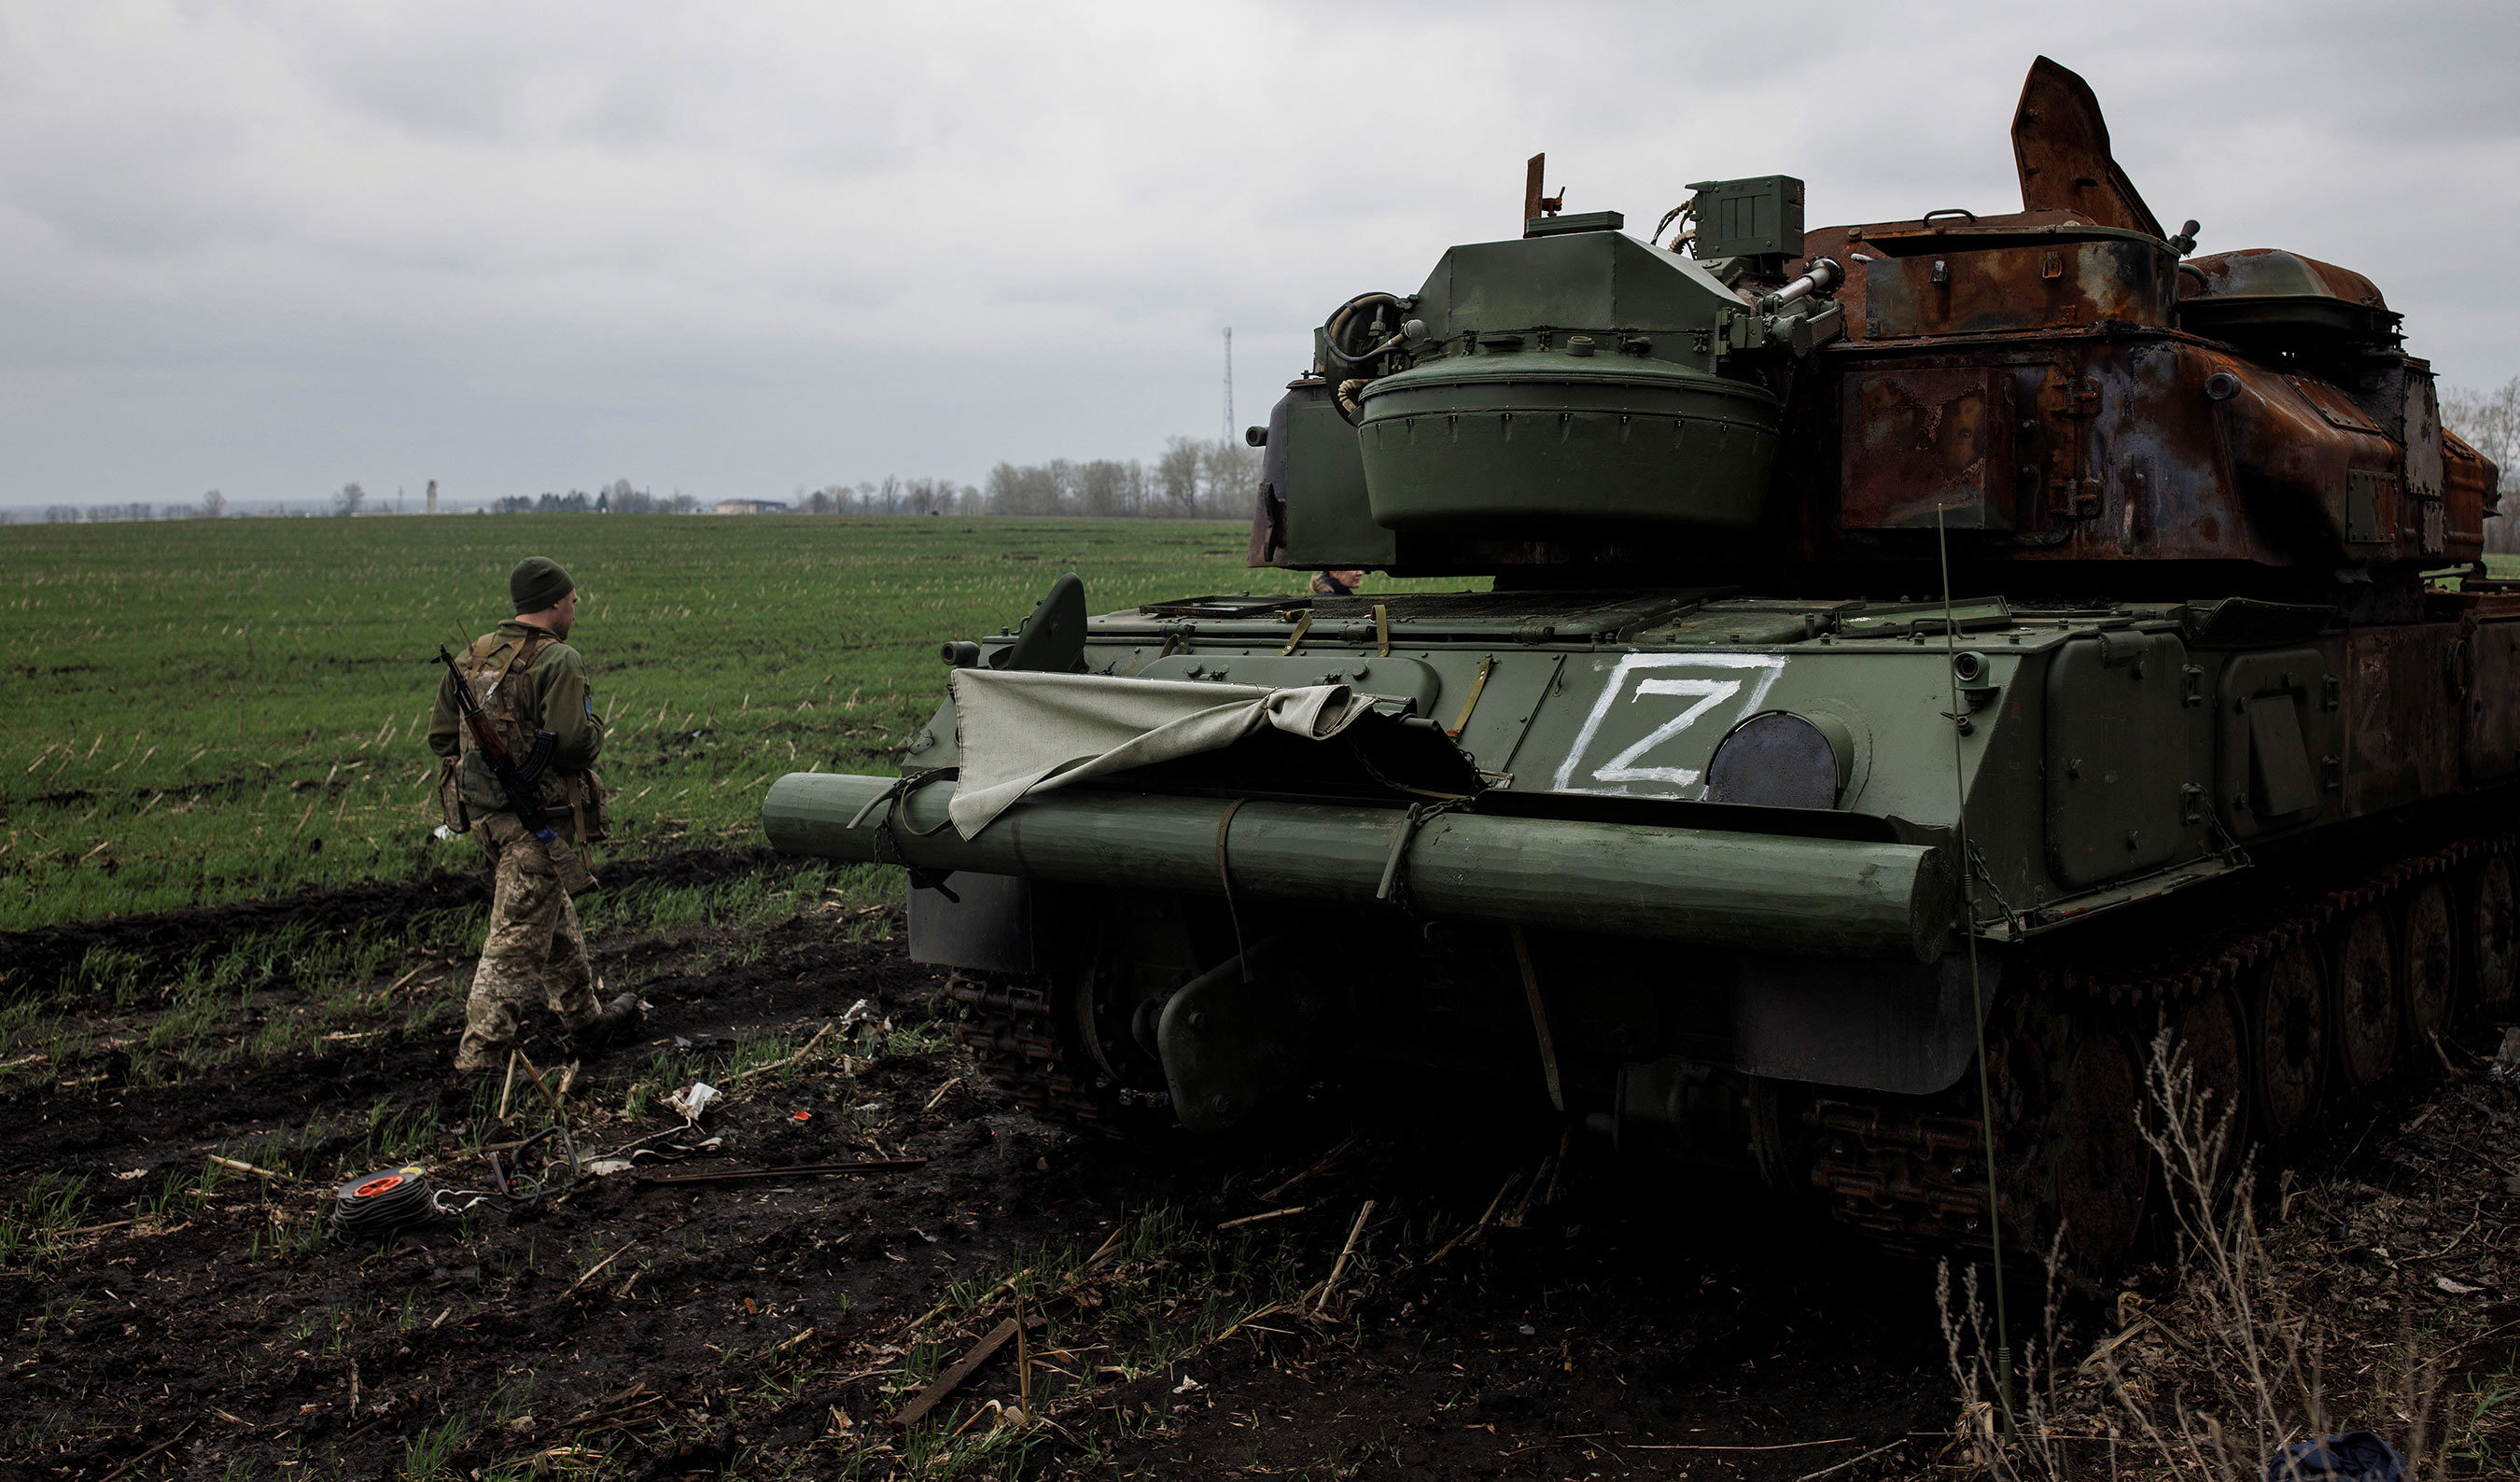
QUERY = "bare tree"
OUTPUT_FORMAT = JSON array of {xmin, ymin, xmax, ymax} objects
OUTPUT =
[
  {"xmin": 1155, "ymin": 437, "xmax": 1203, "ymax": 514},
  {"xmin": 2443, "ymin": 378, "xmax": 2519, "ymax": 553},
  {"xmin": 1197, "ymin": 437, "xmax": 1262, "ymax": 518},
  {"xmin": 198, "ymin": 489, "xmax": 226, "ymax": 519},
  {"xmin": 334, "ymin": 482, "xmax": 367, "ymax": 517}
]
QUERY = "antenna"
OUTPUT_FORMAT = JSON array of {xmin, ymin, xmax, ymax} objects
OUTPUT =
[
  {"xmin": 1222, "ymin": 327, "xmax": 1234, "ymax": 444},
  {"xmin": 1939, "ymin": 501, "xmax": 2015, "ymax": 1436}
]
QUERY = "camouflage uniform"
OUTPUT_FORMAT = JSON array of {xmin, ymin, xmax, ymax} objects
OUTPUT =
[{"xmin": 427, "ymin": 619, "xmax": 609, "ymax": 1072}]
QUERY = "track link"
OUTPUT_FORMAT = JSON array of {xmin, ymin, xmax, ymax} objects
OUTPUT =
[
  {"xmin": 944, "ymin": 970, "xmax": 1136, "ymax": 1139},
  {"xmin": 1806, "ymin": 827, "xmax": 2514, "ymax": 1261}
]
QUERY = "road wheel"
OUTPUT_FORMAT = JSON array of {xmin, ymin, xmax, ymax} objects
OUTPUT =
[
  {"xmin": 2247, "ymin": 938, "xmax": 2325, "ymax": 1143},
  {"xmin": 2465, "ymin": 856, "xmax": 2519, "ymax": 1012},
  {"xmin": 2331, "ymin": 904, "xmax": 2398, "ymax": 1093},
  {"xmin": 2400, "ymin": 880, "xmax": 2459, "ymax": 1066},
  {"xmin": 2051, "ymin": 1030, "xmax": 2148, "ymax": 1272},
  {"xmin": 2169, "ymin": 986, "xmax": 2248, "ymax": 1193}
]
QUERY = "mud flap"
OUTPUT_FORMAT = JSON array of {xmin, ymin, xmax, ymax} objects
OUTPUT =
[
  {"xmin": 1729, "ymin": 949, "xmax": 2003, "ymax": 1096},
  {"xmin": 909, "ymin": 873, "xmax": 1035, "ymax": 973},
  {"xmin": 1156, "ymin": 929, "xmax": 1330, "ymax": 1134}
]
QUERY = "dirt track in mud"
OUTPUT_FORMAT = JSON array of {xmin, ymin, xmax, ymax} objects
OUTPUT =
[{"xmin": 1, "ymin": 855, "xmax": 2512, "ymax": 1480}]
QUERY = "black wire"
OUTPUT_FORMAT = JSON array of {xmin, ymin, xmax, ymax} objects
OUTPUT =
[
  {"xmin": 488, "ymin": 1125, "xmax": 581, "ymax": 1205},
  {"xmin": 1319, "ymin": 293, "xmax": 1401, "ymax": 368}
]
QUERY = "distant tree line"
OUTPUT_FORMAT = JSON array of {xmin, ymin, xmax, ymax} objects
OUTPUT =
[
  {"xmin": 11, "ymin": 437, "xmax": 1266, "ymax": 525},
  {"xmin": 490, "ymin": 482, "xmax": 693, "ymax": 514},
  {"xmin": 35, "ymin": 490, "xmax": 228, "ymax": 523},
  {"xmin": 973, "ymin": 437, "xmax": 1259, "ymax": 518},
  {"xmin": 797, "ymin": 476, "xmax": 971, "ymax": 516},
  {"xmin": 510, "ymin": 437, "xmax": 1259, "ymax": 519}
]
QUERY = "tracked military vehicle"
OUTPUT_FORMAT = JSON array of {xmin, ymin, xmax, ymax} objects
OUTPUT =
[{"xmin": 764, "ymin": 58, "xmax": 2511, "ymax": 1267}]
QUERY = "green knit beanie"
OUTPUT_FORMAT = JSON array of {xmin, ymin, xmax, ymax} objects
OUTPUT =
[{"xmin": 510, "ymin": 556, "xmax": 574, "ymax": 614}]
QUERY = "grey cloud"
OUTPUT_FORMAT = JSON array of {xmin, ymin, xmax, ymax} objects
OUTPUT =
[{"xmin": 0, "ymin": 0, "xmax": 2513, "ymax": 507}]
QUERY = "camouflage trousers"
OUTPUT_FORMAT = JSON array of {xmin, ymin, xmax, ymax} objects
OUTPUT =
[{"xmin": 455, "ymin": 811, "xmax": 599, "ymax": 1072}]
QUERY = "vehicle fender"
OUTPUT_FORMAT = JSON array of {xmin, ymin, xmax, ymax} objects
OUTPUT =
[{"xmin": 1729, "ymin": 949, "xmax": 2003, "ymax": 1095}]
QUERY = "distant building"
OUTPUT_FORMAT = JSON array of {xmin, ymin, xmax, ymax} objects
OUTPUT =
[
  {"xmin": 427, "ymin": 480, "xmax": 439, "ymax": 514},
  {"xmin": 712, "ymin": 498, "xmax": 791, "ymax": 515}
]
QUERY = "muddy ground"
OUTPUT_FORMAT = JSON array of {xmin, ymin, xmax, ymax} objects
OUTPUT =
[{"xmin": 2, "ymin": 855, "xmax": 2514, "ymax": 1480}]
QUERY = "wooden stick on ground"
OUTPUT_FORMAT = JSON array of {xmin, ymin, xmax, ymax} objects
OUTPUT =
[
  {"xmin": 497, "ymin": 1050, "xmax": 519, "ymax": 1122},
  {"xmin": 1313, "ymin": 1200, "xmax": 1377, "ymax": 1316},
  {"xmin": 1426, "ymin": 1169, "xmax": 1524, "ymax": 1267},
  {"xmin": 724, "ymin": 1021, "xmax": 833, "ymax": 1085},
  {"xmin": 1261, "ymin": 1134, "xmax": 1357, "ymax": 1202},
  {"xmin": 513, "ymin": 1048, "xmax": 565, "ymax": 1120},
  {"xmin": 891, "ymin": 1311, "xmax": 1046, "ymax": 1428},
  {"xmin": 1216, "ymin": 1205, "xmax": 1309, "ymax": 1231},
  {"xmin": 95, "ymin": 1420, "xmax": 195, "ymax": 1482},
  {"xmin": 564, "ymin": 1239, "xmax": 636, "ymax": 1298},
  {"xmin": 208, "ymin": 1155, "xmax": 287, "ymax": 1181}
]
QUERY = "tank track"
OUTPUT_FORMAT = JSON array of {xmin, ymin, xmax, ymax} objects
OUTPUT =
[
  {"xmin": 1807, "ymin": 825, "xmax": 2515, "ymax": 1262},
  {"xmin": 943, "ymin": 970, "xmax": 1135, "ymax": 1140}
]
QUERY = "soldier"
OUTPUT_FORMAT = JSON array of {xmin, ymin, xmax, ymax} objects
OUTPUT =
[{"xmin": 429, "ymin": 556, "xmax": 638, "ymax": 1092}]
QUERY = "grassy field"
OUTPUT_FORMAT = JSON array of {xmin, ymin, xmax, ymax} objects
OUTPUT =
[
  {"xmin": 0, "ymin": 514, "xmax": 1375, "ymax": 931},
  {"xmin": 4, "ymin": 522, "xmax": 2505, "ymax": 937}
]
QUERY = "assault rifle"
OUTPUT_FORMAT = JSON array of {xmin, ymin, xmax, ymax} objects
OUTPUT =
[{"xmin": 435, "ymin": 645, "xmax": 597, "ymax": 894}]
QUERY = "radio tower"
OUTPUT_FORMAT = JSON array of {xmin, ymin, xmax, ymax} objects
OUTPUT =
[{"xmin": 1222, "ymin": 327, "xmax": 1234, "ymax": 443}]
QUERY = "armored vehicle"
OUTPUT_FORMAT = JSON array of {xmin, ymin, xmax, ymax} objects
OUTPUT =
[{"xmin": 765, "ymin": 59, "xmax": 2510, "ymax": 1267}]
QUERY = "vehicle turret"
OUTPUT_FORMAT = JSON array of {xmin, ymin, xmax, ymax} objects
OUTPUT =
[{"xmin": 1250, "ymin": 56, "xmax": 2499, "ymax": 603}]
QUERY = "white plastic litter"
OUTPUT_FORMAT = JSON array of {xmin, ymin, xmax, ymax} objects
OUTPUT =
[
  {"xmin": 431, "ymin": 825, "xmax": 455, "ymax": 841},
  {"xmin": 583, "ymin": 1158, "xmax": 636, "ymax": 1177},
  {"xmin": 839, "ymin": 999, "xmax": 875, "ymax": 1029},
  {"xmin": 670, "ymin": 1081, "xmax": 721, "ymax": 1123}
]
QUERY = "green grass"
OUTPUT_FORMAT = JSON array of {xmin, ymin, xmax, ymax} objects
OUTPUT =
[
  {"xmin": 0, "ymin": 1172, "xmax": 91, "ymax": 1273},
  {"xmin": 1, "ymin": 514, "xmax": 1478, "ymax": 931}
]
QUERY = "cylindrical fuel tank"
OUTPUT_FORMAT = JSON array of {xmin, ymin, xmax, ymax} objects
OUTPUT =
[{"xmin": 764, "ymin": 771, "xmax": 1954, "ymax": 961}]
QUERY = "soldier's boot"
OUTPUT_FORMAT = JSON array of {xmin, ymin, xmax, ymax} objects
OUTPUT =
[{"xmin": 569, "ymin": 991, "xmax": 645, "ymax": 1054}]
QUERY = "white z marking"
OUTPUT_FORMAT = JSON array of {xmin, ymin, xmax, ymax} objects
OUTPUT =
[{"xmin": 1549, "ymin": 652, "xmax": 1789, "ymax": 797}]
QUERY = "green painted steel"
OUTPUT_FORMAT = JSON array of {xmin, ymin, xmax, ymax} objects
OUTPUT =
[
  {"xmin": 1355, "ymin": 228, "xmax": 1789, "ymax": 532},
  {"xmin": 763, "ymin": 770, "xmax": 1956, "ymax": 961},
  {"xmin": 1358, "ymin": 352, "xmax": 1781, "ymax": 531}
]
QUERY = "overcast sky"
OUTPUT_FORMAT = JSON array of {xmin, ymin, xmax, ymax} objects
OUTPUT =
[{"xmin": 3, "ymin": 0, "xmax": 2515, "ymax": 510}]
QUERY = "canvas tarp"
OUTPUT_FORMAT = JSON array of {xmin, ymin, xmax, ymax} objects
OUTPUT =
[{"xmin": 945, "ymin": 668, "xmax": 1364, "ymax": 838}]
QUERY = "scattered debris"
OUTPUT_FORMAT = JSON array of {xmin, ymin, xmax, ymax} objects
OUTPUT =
[
  {"xmin": 668, "ymin": 1081, "xmax": 721, "ymax": 1123},
  {"xmin": 634, "ymin": 1159, "xmax": 926, "ymax": 1187}
]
